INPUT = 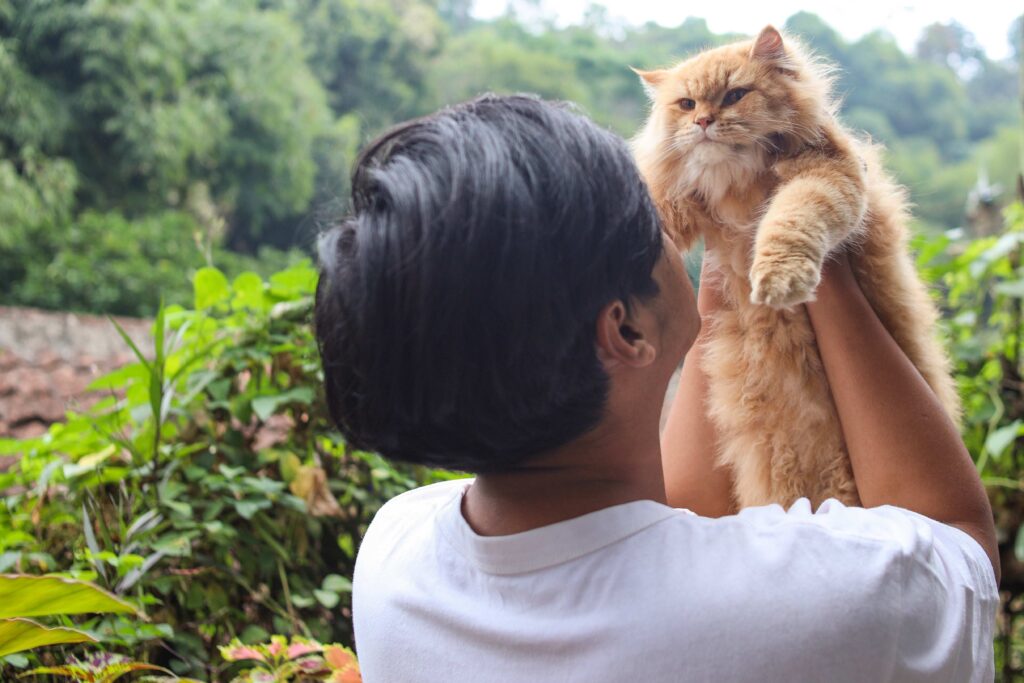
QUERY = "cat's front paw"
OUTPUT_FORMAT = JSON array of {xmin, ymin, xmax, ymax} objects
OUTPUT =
[{"xmin": 749, "ymin": 255, "xmax": 821, "ymax": 309}]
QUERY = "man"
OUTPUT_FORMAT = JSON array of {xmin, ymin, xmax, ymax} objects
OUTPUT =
[{"xmin": 315, "ymin": 94, "xmax": 998, "ymax": 682}]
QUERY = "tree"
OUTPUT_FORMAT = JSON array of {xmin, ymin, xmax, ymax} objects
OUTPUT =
[
  {"xmin": 2, "ymin": 0, "xmax": 332, "ymax": 248},
  {"xmin": 784, "ymin": 11, "xmax": 847, "ymax": 64},
  {"xmin": 284, "ymin": 0, "xmax": 444, "ymax": 129},
  {"xmin": 916, "ymin": 21, "xmax": 984, "ymax": 74},
  {"xmin": 427, "ymin": 20, "xmax": 587, "ymax": 112}
]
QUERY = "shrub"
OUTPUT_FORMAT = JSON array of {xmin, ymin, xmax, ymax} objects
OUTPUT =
[
  {"xmin": 915, "ymin": 202, "xmax": 1024, "ymax": 677},
  {"xmin": 1, "ymin": 207, "xmax": 308, "ymax": 318},
  {"xmin": 0, "ymin": 261, "xmax": 450, "ymax": 679}
]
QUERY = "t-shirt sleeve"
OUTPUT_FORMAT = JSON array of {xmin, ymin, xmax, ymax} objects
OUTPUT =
[
  {"xmin": 792, "ymin": 500, "xmax": 1000, "ymax": 682},
  {"xmin": 883, "ymin": 507, "xmax": 999, "ymax": 682}
]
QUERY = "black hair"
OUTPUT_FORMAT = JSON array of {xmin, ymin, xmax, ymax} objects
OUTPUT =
[{"xmin": 314, "ymin": 94, "xmax": 664, "ymax": 472}]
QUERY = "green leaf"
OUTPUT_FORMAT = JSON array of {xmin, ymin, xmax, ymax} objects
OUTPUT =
[
  {"xmin": 87, "ymin": 364, "xmax": 149, "ymax": 391},
  {"xmin": 193, "ymin": 267, "xmax": 230, "ymax": 310},
  {"xmin": 153, "ymin": 303, "xmax": 166, "ymax": 379},
  {"xmin": 994, "ymin": 280, "xmax": 1024, "ymax": 298},
  {"xmin": 234, "ymin": 500, "xmax": 271, "ymax": 520},
  {"xmin": 153, "ymin": 534, "xmax": 193, "ymax": 558},
  {"xmin": 62, "ymin": 445, "xmax": 116, "ymax": 479},
  {"xmin": 239, "ymin": 625, "xmax": 271, "ymax": 644},
  {"xmin": 219, "ymin": 464, "xmax": 245, "ymax": 480},
  {"xmin": 251, "ymin": 387, "xmax": 315, "ymax": 421},
  {"xmin": 1015, "ymin": 525, "xmax": 1024, "ymax": 564},
  {"xmin": 291, "ymin": 594, "xmax": 315, "ymax": 608},
  {"xmin": 108, "ymin": 317, "xmax": 150, "ymax": 369},
  {"xmin": 0, "ymin": 575, "xmax": 138, "ymax": 619},
  {"xmin": 0, "ymin": 618, "xmax": 96, "ymax": 657},
  {"xmin": 162, "ymin": 500, "xmax": 193, "ymax": 518},
  {"xmin": 321, "ymin": 574, "xmax": 352, "ymax": 593},
  {"xmin": 269, "ymin": 263, "xmax": 317, "ymax": 298},
  {"xmin": 241, "ymin": 477, "xmax": 286, "ymax": 496},
  {"xmin": 2, "ymin": 653, "xmax": 29, "ymax": 668},
  {"xmin": 985, "ymin": 420, "xmax": 1021, "ymax": 460},
  {"xmin": 279, "ymin": 453, "xmax": 302, "ymax": 483},
  {"xmin": 314, "ymin": 589, "xmax": 340, "ymax": 609},
  {"xmin": 232, "ymin": 272, "xmax": 266, "ymax": 310}
]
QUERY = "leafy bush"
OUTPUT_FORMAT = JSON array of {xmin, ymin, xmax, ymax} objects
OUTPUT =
[
  {"xmin": 1, "ymin": 208, "xmax": 307, "ymax": 317},
  {"xmin": 219, "ymin": 635, "xmax": 359, "ymax": 683},
  {"xmin": 915, "ymin": 202, "xmax": 1024, "ymax": 677},
  {"xmin": 0, "ymin": 574, "xmax": 137, "ymax": 657},
  {"xmin": 0, "ymin": 262, "xmax": 449, "ymax": 679}
]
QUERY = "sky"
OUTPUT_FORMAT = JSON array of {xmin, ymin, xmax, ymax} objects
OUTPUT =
[{"xmin": 471, "ymin": 0, "xmax": 1021, "ymax": 61}]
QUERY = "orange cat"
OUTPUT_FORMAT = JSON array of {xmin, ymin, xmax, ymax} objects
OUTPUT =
[{"xmin": 633, "ymin": 26, "xmax": 960, "ymax": 508}]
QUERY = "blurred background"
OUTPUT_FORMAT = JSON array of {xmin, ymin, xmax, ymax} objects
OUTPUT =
[
  {"xmin": 1, "ymin": 1, "xmax": 1023, "ymax": 681},
  {"xmin": 1, "ymin": 0, "xmax": 1020, "ymax": 317}
]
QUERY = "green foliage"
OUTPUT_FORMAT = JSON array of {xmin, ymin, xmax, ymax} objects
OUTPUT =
[
  {"xmin": 0, "ymin": 208, "xmax": 307, "ymax": 317},
  {"xmin": 914, "ymin": 203, "xmax": 1024, "ymax": 676},
  {"xmin": 2, "ymin": 0, "xmax": 331, "ymax": 245},
  {"xmin": 0, "ymin": 574, "xmax": 138, "ymax": 657},
  {"xmin": 0, "ymin": 575, "xmax": 138, "ymax": 620},
  {"xmin": 1, "ymin": 5, "xmax": 1019, "ymax": 315},
  {"xmin": 918, "ymin": 204, "xmax": 1024, "ymax": 489},
  {"xmin": 0, "ymin": 2, "xmax": 1021, "ymax": 672},
  {"xmin": 427, "ymin": 20, "xmax": 588, "ymax": 112},
  {"xmin": 0, "ymin": 262, "xmax": 444, "ymax": 678},
  {"xmin": 20, "ymin": 652, "xmax": 179, "ymax": 682},
  {"xmin": 0, "ymin": 620, "xmax": 94, "ymax": 659},
  {"xmin": 284, "ymin": 0, "xmax": 442, "ymax": 128}
]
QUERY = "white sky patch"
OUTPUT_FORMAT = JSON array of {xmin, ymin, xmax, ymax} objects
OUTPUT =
[{"xmin": 471, "ymin": 0, "xmax": 1021, "ymax": 61}]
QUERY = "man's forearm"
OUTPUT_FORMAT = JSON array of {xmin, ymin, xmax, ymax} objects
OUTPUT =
[
  {"xmin": 806, "ymin": 258, "xmax": 998, "ymax": 579},
  {"xmin": 662, "ymin": 336, "xmax": 736, "ymax": 516}
]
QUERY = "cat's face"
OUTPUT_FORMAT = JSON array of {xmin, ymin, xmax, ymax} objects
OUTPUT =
[{"xmin": 636, "ymin": 27, "xmax": 825, "ymax": 179}]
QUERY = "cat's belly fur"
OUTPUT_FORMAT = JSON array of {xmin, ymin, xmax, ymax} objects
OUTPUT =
[
  {"xmin": 702, "ymin": 277, "xmax": 857, "ymax": 507},
  {"xmin": 701, "ymin": 210, "xmax": 960, "ymax": 509}
]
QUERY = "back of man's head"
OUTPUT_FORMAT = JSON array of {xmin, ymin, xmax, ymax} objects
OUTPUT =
[{"xmin": 315, "ymin": 94, "xmax": 664, "ymax": 472}]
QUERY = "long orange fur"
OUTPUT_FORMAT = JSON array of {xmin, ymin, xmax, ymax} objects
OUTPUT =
[{"xmin": 633, "ymin": 26, "xmax": 961, "ymax": 508}]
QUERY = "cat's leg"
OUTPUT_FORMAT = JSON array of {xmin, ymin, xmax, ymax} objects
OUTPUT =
[
  {"xmin": 749, "ymin": 150, "xmax": 867, "ymax": 309},
  {"xmin": 656, "ymin": 195, "xmax": 715, "ymax": 253}
]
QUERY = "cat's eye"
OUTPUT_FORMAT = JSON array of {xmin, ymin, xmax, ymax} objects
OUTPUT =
[
  {"xmin": 678, "ymin": 98, "xmax": 696, "ymax": 111},
  {"xmin": 722, "ymin": 88, "xmax": 750, "ymax": 106}
]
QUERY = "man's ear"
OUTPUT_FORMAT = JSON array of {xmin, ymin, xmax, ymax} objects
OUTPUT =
[
  {"xmin": 595, "ymin": 300, "xmax": 657, "ymax": 369},
  {"xmin": 631, "ymin": 67, "xmax": 667, "ymax": 101}
]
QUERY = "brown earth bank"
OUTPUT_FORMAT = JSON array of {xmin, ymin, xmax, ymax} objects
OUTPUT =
[
  {"xmin": 0, "ymin": 304, "xmax": 681, "ymax": 455},
  {"xmin": 0, "ymin": 306, "xmax": 151, "ymax": 444}
]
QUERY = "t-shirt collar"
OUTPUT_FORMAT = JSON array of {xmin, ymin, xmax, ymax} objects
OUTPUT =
[{"xmin": 435, "ymin": 481, "xmax": 681, "ymax": 575}]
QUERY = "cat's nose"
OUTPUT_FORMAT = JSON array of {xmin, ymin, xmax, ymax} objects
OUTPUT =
[{"xmin": 695, "ymin": 116, "xmax": 714, "ymax": 130}]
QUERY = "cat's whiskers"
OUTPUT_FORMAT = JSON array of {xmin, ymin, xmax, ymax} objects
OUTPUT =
[{"xmin": 759, "ymin": 116, "xmax": 823, "ymax": 145}]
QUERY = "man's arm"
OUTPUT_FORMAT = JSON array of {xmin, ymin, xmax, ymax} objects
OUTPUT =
[
  {"xmin": 806, "ymin": 253, "xmax": 999, "ymax": 582},
  {"xmin": 662, "ymin": 262, "xmax": 736, "ymax": 516}
]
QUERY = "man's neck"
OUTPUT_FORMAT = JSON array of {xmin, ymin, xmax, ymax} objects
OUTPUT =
[{"xmin": 461, "ymin": 417, "xmax": 666, "ymax": 536}]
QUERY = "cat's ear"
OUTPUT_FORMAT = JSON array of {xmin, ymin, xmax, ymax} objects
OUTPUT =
[
  {"xmin": 631, "ymin": 67, "xmax": 667, "ymax": 99},
  {"xmin": 751, "ymin": 26, "xmax": 786, "ymax": 61}
]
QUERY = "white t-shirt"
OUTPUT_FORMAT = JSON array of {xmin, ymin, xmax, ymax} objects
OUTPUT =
[{"xmin": 353, "ymin": 479, "xmax": 998, "ymax": 682}]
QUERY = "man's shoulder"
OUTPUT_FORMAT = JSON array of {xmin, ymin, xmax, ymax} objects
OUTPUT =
[
  {"xmin": 378, "ymin": 479, "xmax": 468, "ymax": 509},
  {"xmin": 361, "ymin": 478, "xmax": 471, "ymax": 546},
  {"xmin": 692, "ymin": 499, "xmax": 997, "ymax": 601},
  {"xmin": 377, "ymin": 478, "xmax": 472, "ymax": 514}
]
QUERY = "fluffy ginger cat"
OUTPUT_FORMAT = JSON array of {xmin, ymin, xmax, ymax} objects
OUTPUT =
[{"xmin": 632, "ymin": 26, "xmax": 961, "ymax": 508}]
